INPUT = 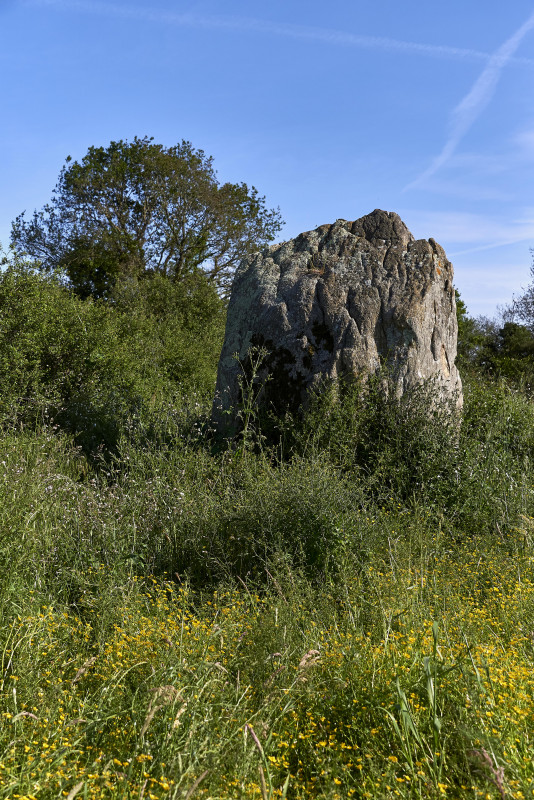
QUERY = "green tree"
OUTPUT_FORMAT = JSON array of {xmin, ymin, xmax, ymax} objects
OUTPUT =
[
  {"xmin": 11, "ymin": 137, "xmax": 283, "ymax": 298},
  {"xmin": 481, "ymin": 321, "xmax": 534, "ymax": 385},
  {"xmin": 455, "ymin": 289, "xmax": 485, "ymax": 365},
  {"xmin": 455, "ymin": 292, "xmax": 534, "ymax": 386},
  {"xmin": 511, "ymin": 249, "xmax": 534, "ymax": 331}
]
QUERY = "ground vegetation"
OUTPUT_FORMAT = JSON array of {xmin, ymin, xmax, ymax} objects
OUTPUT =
[{"xmin": 0, "ymin": 256, "xmax": 534, "ymax": 799}]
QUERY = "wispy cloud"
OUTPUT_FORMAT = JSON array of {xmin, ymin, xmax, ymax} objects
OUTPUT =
[
  {"xmin": 407, "ymin": 179, "xmax": 512, "ymax": 203},
  {"xmin": 406, "ymin": 10, "xmax": 534, "ymax": 190},
  {"xmin": 450, "ymin": 237, "xmax": 534, "ymax": 257},
  {"xmin": 402, "ymin": 209, "xmax": 534, "ymax": 256},
  {"xmin": 23, "ymin": 0, "xmax": 534, "ymax": 66},
  {"xmin": 515, "ymin": 126, "xmax": 534, "ymax": 158}
]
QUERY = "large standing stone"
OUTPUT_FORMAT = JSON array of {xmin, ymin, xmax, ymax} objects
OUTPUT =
[{"xmin": 212, "ymin": 209, "xmax": 462, "ymax": 432}]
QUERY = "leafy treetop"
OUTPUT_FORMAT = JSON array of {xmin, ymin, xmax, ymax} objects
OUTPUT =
[
  {"xmin": 511, "ymin": 249, "xmax": 534, "ymax": 331},
  {"xmin": 11, "ymin": 136, "xmax": 284, "ymax": 298}
]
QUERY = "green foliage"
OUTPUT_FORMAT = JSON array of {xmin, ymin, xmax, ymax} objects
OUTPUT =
[
  {"xmin": 481, "ymin": 321, "xmax": 534, "ymax": 385},
  {"xmin": 509, "ymin": 247, "xmax": 534, "ymax": 330},
  {"xmin": 294, "ymin": 375, "xmax": 460, "ymax": 504},
  {"xmin": 455, "ymin": 291, "xmax": 534, "ymax": 388},
  {"xmin": 284, "ymin": 371, "xmax": 534, "ymax": 539},
  {"xmin": 455, "ymin": 290, "xmax": 485, "ymax": 366},
  {"xmin": 0, "ymin": 259, "xmax": 131, "ymax": 449},
  {"xmin": 473, "ymin": 320, "xmax": 534, "ymax": 386},
  {"xmin": 452, "ymin": 376, "xmax": 534, "ymax": 534},
  {"xmin": 109, "ymin": 271, "xmax": 226, "ymax": 394},
  {"xmin": 1, "ymin": 412, "xmax": 534, "ymax": 797},
  {"xmin": 0, "ymin": 253, "xmax": 225, "ymax": 455},
  {"xmin": 3, "ymin": 253, "xmax": 534, "ymax": 796},
  {"xmin": 11, "ymin": 136, "xmax": 283, "ymax": 297}
]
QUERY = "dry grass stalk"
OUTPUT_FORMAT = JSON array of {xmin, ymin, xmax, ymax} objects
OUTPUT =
[
  {"xmin": 245, "ymin": 723, "xmax": 264, "ymax": 756},
  {"xmin": 66, "ymin": 782, "xmax": 84, "ymax": 800},
  {"xmin": 165, "ymin": 699, "xmax": 188, "ymax": 740},
  {"xmin": 141, "ymin": 685, "xmax": 181, "ymax": 737},
  {"xmin": 258, "ymin": 764, "xmax": 268, "ymax": 800},
  {"xmin": 470, "ymin": 748, "xmax": 506, "ymax": 799},
  {"xmin": 298, "ymin": 649, "xmax": 320, "ymax": 669},
  {"xmin": 264, "ymin": 665, "xmax": 285, "ymax": 687},
  {"xmin": 71, "ymin": 656, "xmax": 97, "ymax": 684},
  {"xmin": 184, "ymin": 769, "xmax": 209, "ymax": 799},
  {"xmin": 12, "ymin": 711, "xmax": 38, "ymax": 721}
]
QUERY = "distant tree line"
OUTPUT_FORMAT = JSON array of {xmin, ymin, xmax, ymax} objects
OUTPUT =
[{"xmin": 456, "ymin": 251, "xmax": 534, "ymax": 387}]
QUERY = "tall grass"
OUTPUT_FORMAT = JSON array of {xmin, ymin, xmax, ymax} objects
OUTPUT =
[{"xmin": 1, "ymin": 372, "xmax": 534, "ymax": 798}]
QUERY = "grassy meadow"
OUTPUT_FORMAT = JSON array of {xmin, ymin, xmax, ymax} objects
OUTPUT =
[{"xmin": 1, "ymin": 263, "xmax": 534, "ymax": 799}]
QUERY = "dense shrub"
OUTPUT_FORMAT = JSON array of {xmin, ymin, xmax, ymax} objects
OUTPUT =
[
  {"xmin": 110, "ymin": 271, "xmax": 226, "ymax": 394},
  {"xmin": 289, "ymin": 372, "xmax": 534, "ymax": 538},
  {"xmin": 293, "ymin": 375, "xmax": 460, "ymax": 500},
  {"xmin": 0, "ymin": 257, "xmax": 225, "ymax": 454}
]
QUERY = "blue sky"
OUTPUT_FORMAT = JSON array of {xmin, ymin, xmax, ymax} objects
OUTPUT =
[{"xmin": 2, "ymin": 0, "xmax": 534, "ymax": 317}]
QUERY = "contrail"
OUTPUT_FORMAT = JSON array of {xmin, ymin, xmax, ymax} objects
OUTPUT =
[
  {"xmin": 450, "ymin": 236, "xmax": 534, "ymax": 257},
  {"xmin": 406, "ymin": 9, "xmax": 534, "ymax": 190},
  {"xmin": 23, "ymin": 0, "xmax": 534, "ymax": 67}
]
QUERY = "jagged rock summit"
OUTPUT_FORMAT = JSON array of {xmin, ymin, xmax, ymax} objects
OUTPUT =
[{"xmin": 212, "ymin": 209, "xmax": 462, "ymax": 432}]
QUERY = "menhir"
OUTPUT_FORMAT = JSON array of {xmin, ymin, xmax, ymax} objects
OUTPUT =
[{"xmin": 212, "ymin": 209, "xmax": 462, "ymax": 433}]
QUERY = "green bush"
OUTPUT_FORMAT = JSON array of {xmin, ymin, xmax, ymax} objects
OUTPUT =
[
  {"xmin": 290, "ymin": 372, "xmax": 534, "ymax": 537},
  {"xmin": 110, "ymin": 271, "xmax": 226, "ymax": 396},
  {"xmin": 0, "ymin": 257, "xmax": 225, "ymax": 454},
  {"xmin": 293, "ymin": 375, "xmax": 460, "ymax": 502},
  {"xmin": 0, "ymin": 261, "xmax": 130, "ymax": 449}
]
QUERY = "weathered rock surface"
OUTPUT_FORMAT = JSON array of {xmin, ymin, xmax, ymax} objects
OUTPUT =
[{"xmin": 212, "ymin": 209, "xmax": 462, "ymax": 432}]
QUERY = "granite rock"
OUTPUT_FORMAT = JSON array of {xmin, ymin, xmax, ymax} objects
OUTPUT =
[{"xmin": 212, "ymin": 209, "xmax": 462, "ymax": 432}]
